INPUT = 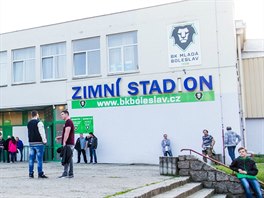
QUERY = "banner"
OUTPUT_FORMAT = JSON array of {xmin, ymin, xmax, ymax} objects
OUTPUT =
[
  {"xmin": 71, "ymin": 116, "xmax": 94, "ymax": 134},
  {"xmin": 72, "ymin": 91, "xmax": 214, "ymax": 109}
]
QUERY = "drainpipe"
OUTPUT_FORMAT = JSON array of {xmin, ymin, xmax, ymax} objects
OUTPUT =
[{"xmin": 236, "ymin": 28, "xmax": 247, "ymax": 147}]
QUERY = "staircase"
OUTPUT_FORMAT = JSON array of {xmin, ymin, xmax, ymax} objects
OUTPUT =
[{"xmin": 115, "ymin": 176, "xmax": 227, "ymax": 198}]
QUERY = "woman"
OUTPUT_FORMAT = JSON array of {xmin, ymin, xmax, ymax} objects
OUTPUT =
[{"xmin": 8, "ymin": 136, "xmax": 17, "ymax": 163}]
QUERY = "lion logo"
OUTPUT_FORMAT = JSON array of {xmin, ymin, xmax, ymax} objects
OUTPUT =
[{"xmin": 171, "ymin": 24, "xmax": 196, "ymax": 51}]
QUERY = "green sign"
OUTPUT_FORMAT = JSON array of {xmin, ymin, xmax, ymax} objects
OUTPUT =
[
  {"xmin": 72, "ymin": 91, "xmax": 214, "ymax": 109},
  {"xmin": 71, "ymin": 116, "xmax": 94, "ymax": 134}
]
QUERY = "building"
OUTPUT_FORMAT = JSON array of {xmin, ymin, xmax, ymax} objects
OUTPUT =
[
  {"xmin": 240, "ymin": 38, "xmax": 264, "ymax": 154},
  {"xmin": 0, "ymin": 0, "xmax": 244, "ymax": 164}
]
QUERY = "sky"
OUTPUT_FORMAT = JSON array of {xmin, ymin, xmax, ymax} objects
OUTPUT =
[{"xmin": 0, "ymin": 0, "xmax": 263, "ymax": 39}]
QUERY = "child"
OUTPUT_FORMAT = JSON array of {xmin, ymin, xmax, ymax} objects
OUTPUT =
[
  {"xmin": 230, "ymin": 147, "xmax": 263, "ymax": 198},
  {"xmin": 8, "ymin": 136, "xmax": 17, "ymax": 163}
]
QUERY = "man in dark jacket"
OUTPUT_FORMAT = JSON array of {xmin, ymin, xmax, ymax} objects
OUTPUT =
[
  {"xmin": 230, "ymin": 147, "xmax": 262, "ymax": 198},
  {"xmin": 27, "ymin": 110, "xmax": 48, "ymax": 178},
  {"xmin": 3, "ymin": 135, "xmax": 11, "ymax": 163},
  {"xmin": 74, "ymin": 133, "xmax": 87, "ymax": 163},
  {"xmin": 86, "ymin": 133, "xmax": 98, "ymax": 164},
  {"xmin": 0, "ymin": 135, "xmax": 5, "ymax": 162}
]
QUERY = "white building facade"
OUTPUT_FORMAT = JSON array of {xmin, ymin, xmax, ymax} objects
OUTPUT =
[{"xmin": 0, "ymin": 0, "xmax": 243, "ymax": 164}]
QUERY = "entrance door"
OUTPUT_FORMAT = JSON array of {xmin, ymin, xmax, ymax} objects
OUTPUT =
[{"xmin": 54, "ymin": 123, "xmax": 65, "ymax": 161}]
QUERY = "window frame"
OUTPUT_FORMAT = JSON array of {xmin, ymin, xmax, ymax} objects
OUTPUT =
[
  {"xmin": 0, "ymin": 51, "xmax": 8, "ymax": 86},
  {"xmin": 41, "ymin": 42, "xmax": 67, "ymax": 82},
  {"xmin": 12, "ymin": 47, "xmax": 35, "ymax": 85},
  {"xmin": 107, "ymin": 31, "xmax": 139, "ymax": 75},
  {"xmin": 72, "ymin": 37, "xmax": 101, "ymax": 78}
]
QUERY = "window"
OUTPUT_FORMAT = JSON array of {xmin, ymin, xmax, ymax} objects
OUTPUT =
[
  {"xmin": 0, "ymin": 51, "xmax": 8, "ymax": 86},
  {"xmin": 27, "ymin": 111, "xmax": 44, "ymax": 122},
  {"xmin": 107, "ymin": 31, "xmax": 138, "ymax": 73},
  {"xmin": 3, "ymin": 112, "xmax": 22, "ymax": 125},
  {"xmin": 73, "ymin": 37, "xmax": 100, "ymax": 77},
  {"xmin": 41, "ymin": 42, "xmax": 66, "ymax": 80},
  {"xmin": 12, "ymin": 47, "xmax": 35, "ymax": 83}
]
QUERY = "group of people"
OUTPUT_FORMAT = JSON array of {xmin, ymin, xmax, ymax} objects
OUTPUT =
[
  {"xmin": 200, "ymin": 127, "xmax": 241, "ymax": 163},
  {"xmin": 1, "ymin": 113, "xmax": 262, "ymax": 197},
  {"xmin": 0, "ymin": 134, "xmax": 24, "ymax": 163},
  {"xmin": 161, "ymin": 127, "xmax": 262, "ymax": 198},
  {"xmin": 0, "ymin": 109, "xmax": 98, "ymax": 179},
  {"xmin": 74, "ymin": 133, "xmax": 98, "ymax": 164},
  {"xmin": 27, "ymin": 109, "xmax": 98, "ymax": 179}
]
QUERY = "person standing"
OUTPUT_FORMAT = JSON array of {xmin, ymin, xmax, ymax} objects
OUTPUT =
[
  {"xmin": 0, "ymin": 135, "xmax": 5, "ymax": 162},
  {"xmin": 224, "ymin": 126, "xmax": 241, "ymax": 161},
  {"xmin": 27, "ymin": 110, "xmax": 48, "ymax": 178},
  {"xmin": 201, "ymin": 129, "xmax": 215, "ymax": 162},
  {"xmin": 161, "ymin": 134, "xmax": 173, "ymax": 157},
  {"xmin": 4, "ymin": 135, "xmax": 11, "ymax": 163},
  {"xmin": 86, "ymin": 133, "xmax": 98, "ymax": 164},
  {"xmin": 56, "ymin": 110, "xmax": 75, "ymax": 178},
  {"xmin": 8, "ymin": 136, "xmax": 17, "ymax": 163},
  {"xmin": 74, "ymin": 133, "xmax": 87, "ymax": 163},
  {"xmin": 230, "ymin": 147, "xmax": 263, "ymax": 198},
  {"xmin": 16, "ymin": 137, "xmax": 24, "ymax": 162}
]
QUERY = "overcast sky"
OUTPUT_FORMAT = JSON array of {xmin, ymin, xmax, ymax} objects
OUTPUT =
[{"xmin": 0, "ymin": 0, "xmax": 263, "ymax": 38}]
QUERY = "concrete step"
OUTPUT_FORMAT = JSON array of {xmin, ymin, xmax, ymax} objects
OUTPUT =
[
  {"xmin": 115, "ymin": 176, "xmax": 190, "ymax": 198},
  {"xmin": 210, "ymin": 195, "xmax": 227, "ymax": 198},
  {"xmin": 152, "ymin": 182, "xmax": 203, "ymax": 198},
  {"xmin": 186, "ymin": 188, "xmax": 215, "ymax": 198}
]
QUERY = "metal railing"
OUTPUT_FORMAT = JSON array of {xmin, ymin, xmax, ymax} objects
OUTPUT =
[
  {"xmin": 180, "ymin": 148, "xmax": 264, "ymax": 189},
  {"xmin": 181, "ymin": 148, "xmax": 229, "ymax": 168},
  {"xmin": 0, "ymin": 146, "xmax": 58, "ymax": 162}
]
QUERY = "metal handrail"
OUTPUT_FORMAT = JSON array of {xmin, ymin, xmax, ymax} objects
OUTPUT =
[
  {"xmin": 180, "ymin": 148, "xmax": 264, "ymax": 189},
  {"xmin": 180, "ymin": 148, "xmax": 230, "ymax": 168}
]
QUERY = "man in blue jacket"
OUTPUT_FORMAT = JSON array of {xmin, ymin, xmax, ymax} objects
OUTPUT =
[
  {"xmin": 74, "ymin": 133, "xmax": 87, "ymax": 163},
  {"xmin": 161, "ymin": 134, "xmax": 172, "ymax": 157},
  {"xmin": 224, "ymin": 126, "xmax": 241, "ymax": 161},
  {"xmin": 16, "ymin": 137, "xmax": 24, "ymax": 162}
]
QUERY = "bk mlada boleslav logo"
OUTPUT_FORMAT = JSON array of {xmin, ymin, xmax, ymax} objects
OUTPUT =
[
  {"xmin": 171, "ymin": 24, "xmax": 196, "ymax": 51},
  {"xmin": 195, "ymin": 92, "xmax": 203, "ymax": 100},
  {"xmin": 80, "ymin": 100, "xmax": 86, "ymax": 107}
]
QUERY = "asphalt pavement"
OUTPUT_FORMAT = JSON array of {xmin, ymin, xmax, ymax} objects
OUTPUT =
[{"xmin": 0, "ymin": 162, "xmax": 171, "ymax": 198}]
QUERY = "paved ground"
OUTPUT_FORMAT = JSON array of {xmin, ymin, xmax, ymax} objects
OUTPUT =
[{"xmin": 0, "ymin": 162, "xmax": 171, "ymax": 198}]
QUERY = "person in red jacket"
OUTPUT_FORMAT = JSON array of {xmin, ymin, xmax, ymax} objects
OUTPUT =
[{"xmin": 8, "ymin": 136, "xmax": 17, "ymax": 163}]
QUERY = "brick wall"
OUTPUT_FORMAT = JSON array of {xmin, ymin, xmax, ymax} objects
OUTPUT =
[
  {"xmin": 177, "ymin": 155, "xmax": 245, "ymax": 196},
  {"xmin": 160, "ymin": 155, "xmax": 249, "ymax": 197}
]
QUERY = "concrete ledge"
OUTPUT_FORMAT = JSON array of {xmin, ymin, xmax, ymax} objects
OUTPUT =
[
  {"xmin": 153, "ymin": 183, "xmax": 203, "ymax": 198},
  {"xmin": 115, "ymin": 177, "xmax": 190, "ymax": 198},
  {"xmin": 188, "ymin": 188, "xmax": 215, "ymax": 198}
]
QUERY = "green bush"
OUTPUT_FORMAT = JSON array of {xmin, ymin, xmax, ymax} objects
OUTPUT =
[
  {"xmin": 253, "ymin": 155, "xmax": 264, "ymax": 163},
  {"xmin": 256, "ymin": 163, "xmax": 264, "ymax": 182}
]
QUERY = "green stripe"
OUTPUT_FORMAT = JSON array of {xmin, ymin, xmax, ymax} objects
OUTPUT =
[{"xmin": 72, "ymin": 91, "xmax": 215, "ymax": 109}]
